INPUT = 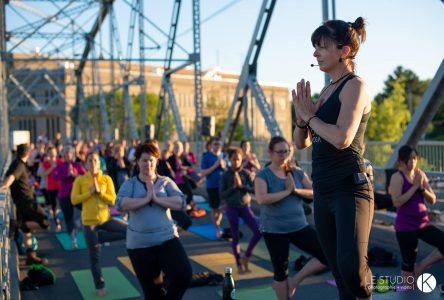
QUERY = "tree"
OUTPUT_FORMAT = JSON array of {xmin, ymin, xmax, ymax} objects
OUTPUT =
[
  {"xmin": 374, "ymin": 66, "xmax": 430, "ymax": 114},
  {"xmin": 366, "ymin": 80, "xmax": 411, "ymax": 141},
  {"xmin": 204, "ymin": 92, "xmax": 243, "ymax": 140}
]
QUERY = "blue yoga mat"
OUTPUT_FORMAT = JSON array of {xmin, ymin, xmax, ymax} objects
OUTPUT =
[{"xmin": 188, "ymin": 224, "xmax": 218, "ymax": 241}]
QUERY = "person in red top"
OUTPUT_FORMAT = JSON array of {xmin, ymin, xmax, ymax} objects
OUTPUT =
[{"xmin": 41, "ymin": 146, "xmax": 62, "ymax": 231}]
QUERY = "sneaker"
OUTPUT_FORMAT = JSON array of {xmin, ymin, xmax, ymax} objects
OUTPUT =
[
  {"xmin": 26, "ymin": 251, "xmax": 48, "ymax": 265},
  {"xmin": 71, "ymin": 237, "xmax": 78, "ymax": 249},
  {"xmin": 71, "ymin": 231, "xmax": 78, "ymax": 249}
]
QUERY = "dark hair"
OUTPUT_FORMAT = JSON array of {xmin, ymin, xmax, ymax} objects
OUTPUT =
[
  {"xmin": 397, "ymin": 145, "xmax": 419, "ymax": 165},
  {"xmin": 311, "ymin": 17, "xmax": 366, "ymax": 71},
  {"xmin": 209, "ymin": 136, "xmax": 221, "ymax": 144},
  {"xmin": 268, "ymin": 136, "xmax": 289, "ymax": 152},
  {"xmin": 16, "ymin": 143, "xmax": 30, "ymax": 159},
  {"xmin": 86, "ymin": 150, "xmax": 100, "ymax": 162},
  {"xmin": 135, "ymin": 140, "xmax": 160, "ymax": 161},
  {"xmin": 240, "ymin": 139, "xmax": 249, "ymax": 149},
  {"xmin": 227, "ymin": 147, "xmax": 242, "ymax": 158}
]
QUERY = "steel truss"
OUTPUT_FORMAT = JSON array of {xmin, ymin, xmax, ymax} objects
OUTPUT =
[{"xmin": 4, "ymin": 0, "xmax": 204, "ymax": 146}]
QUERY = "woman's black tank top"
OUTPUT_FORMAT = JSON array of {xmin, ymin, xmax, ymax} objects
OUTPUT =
[{"xmin": 310, "ymin": 74, "xmax": 370, "ymax": 191}]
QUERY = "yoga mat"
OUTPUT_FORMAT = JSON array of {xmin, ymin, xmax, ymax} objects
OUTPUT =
[
  {"xmin": 56, "ymin": 232, "xmax": 87, "ymax": 250},
  {"xmin": 117, "ymin": 256, "xmax": 135, "ymax": 275},
  {"xmin": 217, "ymin": 285, "xmax": 276, "ymax": 300},
  {"xmin": 189, "ymin": 224, "xmax": 218, "ymax": 241},
  {"xmin": 196, "ymin": 202, "xmax": 211, "ymax": 212},
  {"xmin": 71, "ymin": 266, "xmax": 140, "ymax": 300},
  {"xmin": 36, "ymin": 195, "xmax": 45, "ymax": 204},
  {"xmin": 189, "ymin": 252, "xmax": 273, "ymax": 281},
  {"xmin": 240, "ymin": 240, "xmax": 301, "ymax": 262}
]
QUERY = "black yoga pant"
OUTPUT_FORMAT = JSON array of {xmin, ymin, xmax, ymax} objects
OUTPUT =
[
  {"xmin": 171, "ymin": 210, "xmax": 192, "ymax": 230},
  {"xmin": 396, "ymin": 225, "xmax": 444, "ymax": 272},
  {"xmin": 263, "ymin": 225, "xmax": 328, "ymax": 281},
  {"xmin": 314, "ymin": 184, "xmax": 374, "ymax": 300},
  {"xmin": 127, "ymin": 237, "xmax": 192, "ymax": 300}
]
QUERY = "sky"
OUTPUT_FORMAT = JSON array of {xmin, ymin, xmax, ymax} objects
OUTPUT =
[{"xmin": 7, "ymin": 0, "xmax": 444, "ymax": 99}]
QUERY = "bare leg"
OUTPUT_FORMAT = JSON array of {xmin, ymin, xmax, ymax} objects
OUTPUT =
[
  {"xmin": 211, "ymin": 208, "xmax": 223, "ymax": 236},
  {"xmin": 240, "ymin": 253, "xmax": 252, "ymax": 273},
  {"xmin": 288, "ymin": 258, "xmax": 327, "ymax": 298},
  {"xmin": 401, "ymin": 270, "xmax": 415, "ymax": 289},
  {"xmin": 415, "ymin": 249, "xmax": 444, "ymax": 277},
  {"xmin": 272, "ymin": 280, "xmax": 289, "ymax": 300}
]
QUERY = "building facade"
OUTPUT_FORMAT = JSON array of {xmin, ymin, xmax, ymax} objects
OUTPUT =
[{"xmin": 8, "ymin": 54, "xmax": 291, "ymax": 144}]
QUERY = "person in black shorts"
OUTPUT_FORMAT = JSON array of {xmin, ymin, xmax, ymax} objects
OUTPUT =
[
  {"xmin": 200, "ymin": 137, "xmax": 227, "ymax": 239},
  {"xmin": 1, "ymin": 143, "xmax": 50, "ymax": 265},
  {"xmin": 293, "ymin": 17, "xmax": 373, "ymax": 300}
]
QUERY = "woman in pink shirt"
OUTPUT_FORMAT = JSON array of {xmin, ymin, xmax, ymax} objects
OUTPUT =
[{"xmin": 54, "ymin": 146, "xmax": 86, "ymax": 248}]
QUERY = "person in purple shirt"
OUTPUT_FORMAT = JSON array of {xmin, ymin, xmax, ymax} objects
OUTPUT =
[
  {"xmin": 54, "ymin": 146, "xmax": 86, "ymax": 248},
  {"xmin": 389, "ymin": 145, "xmax": 444, "ymax": 288}
]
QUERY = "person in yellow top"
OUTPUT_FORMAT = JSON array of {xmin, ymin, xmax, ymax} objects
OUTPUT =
[{"xmin": 71, "ymin": 151, "xmax": 127, "ymax": 297}]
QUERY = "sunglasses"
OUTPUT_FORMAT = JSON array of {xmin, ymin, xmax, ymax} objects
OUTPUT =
[{"xmin": 273, "ymin": 149, "xmax": 290, "ymax": 155}]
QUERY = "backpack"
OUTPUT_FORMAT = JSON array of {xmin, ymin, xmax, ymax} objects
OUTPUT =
[{"xmin": 27, "ymin": 264, "xmax": 56, "ymax": 286}]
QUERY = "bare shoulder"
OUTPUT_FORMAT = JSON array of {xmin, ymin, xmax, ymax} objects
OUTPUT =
[
  {"xmin": 340, "ymin": 76, "xmax": 371, "ymax": 108},
  {"xmin": 390, "ymin": 171, "xmax": 403, "ymax": 184}
]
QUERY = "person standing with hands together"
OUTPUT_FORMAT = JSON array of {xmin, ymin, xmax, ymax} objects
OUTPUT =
[
  {"xmin": 71, "ymin": 151, "xmax": 127, "ymax": 296},
  {"xmin": 201, "ymin": 137, "xmax": 227, "ymax": 239},
  {"xmin": 389, "ymin": 145, "xmax": 444, "ymax": 288},
  {"xmin": 116, "ymin": 141, "xmax": 192, "ymax": 300},
  {"xmin": 293, "ymin": 17, "xmax": 373, "ymax": 300}
]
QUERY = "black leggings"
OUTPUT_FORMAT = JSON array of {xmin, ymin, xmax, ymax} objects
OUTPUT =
[
  {"xmin": 396, "ymin": 225, "xmax": 444, "ymax": 272},
  {"xmin": 263, "ymin": 225, "xmax": 328, "ymax": 281},
  {"xmin": 127, "ymin": 237, "xmax": 192, "ymax": 300},
  {"xmin": 314, "ymin": 184, "xmax": 374, "ymax": 300}
]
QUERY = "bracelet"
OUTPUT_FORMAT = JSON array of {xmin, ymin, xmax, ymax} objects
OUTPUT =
[
  {"xmin": 296, "ymin": 121, "xmax": 307, "ymax": 129},
  {"xmin": 306, "ymin": 115, "xmax": 318, "ymax": 127}
]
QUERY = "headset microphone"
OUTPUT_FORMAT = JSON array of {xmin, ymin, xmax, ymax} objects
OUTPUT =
[{"xmin": 310, "ymin": 64, "xmax": 319, "ymax": 67}]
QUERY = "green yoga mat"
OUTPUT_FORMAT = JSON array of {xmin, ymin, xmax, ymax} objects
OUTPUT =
[
  {"xmin": 71, "ymin": 266, "xmax": 141, "ymax": 300},
  {"xmin": 240, "ymin": 240, "xmax": 301, "ymax": 262},
  {"xmin": 217, "ymin": 285, "xmax": 276, "ymax": 300},
  {"xmin": 56, "ymin": 232, "xmax": 87, "ymax": 250}
]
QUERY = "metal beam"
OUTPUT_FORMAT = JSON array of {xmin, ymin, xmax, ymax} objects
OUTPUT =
[
  {"xmin": 8, "ymin": 0, "xmax": 75, "ymax": 52},
  {"xmin": 77, "ymin": 0, "xmax": 112, "ymax": 74},
  {"xmin": 192, "ymin": 0, "xmax": 203, "ymax": 156},
  {"xmin": 386, "ymin": 59, "xmax": 444, "ymax": 168},
  {"xmin": 8, "ymin": 74, "xmax": 43, "ymax": 111},
  {"xmin": 222, "ymin": 0, "xmax": 280, "ymax": 147},
  {"xmin": 43, "ymin": 73, "xmax": 66, "ymax": 108}
]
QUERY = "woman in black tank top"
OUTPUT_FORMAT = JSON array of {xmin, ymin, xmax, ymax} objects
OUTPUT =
[{"xmin": 292, "ymin": 17, "xmax": 374, "ymax": 300}]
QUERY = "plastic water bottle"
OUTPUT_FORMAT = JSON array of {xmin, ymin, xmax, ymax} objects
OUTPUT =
[{"xmin": 223, "ymin": 267, "xmax": 235, "ymax": 300}]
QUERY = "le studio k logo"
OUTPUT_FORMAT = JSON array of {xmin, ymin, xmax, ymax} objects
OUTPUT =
[{"xmin": 417, "ymin": 273, "xmax": 436, "ymax": 293}]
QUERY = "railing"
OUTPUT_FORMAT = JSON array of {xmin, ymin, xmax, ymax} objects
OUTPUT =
[{"xmin": 0, "ymin": 152, "xmax": 19, "ymax": 300}]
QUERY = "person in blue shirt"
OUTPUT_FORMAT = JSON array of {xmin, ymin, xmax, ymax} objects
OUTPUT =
[{"xmin": 200, "ymin": 137, "xmax": 227, "ymax": 239}]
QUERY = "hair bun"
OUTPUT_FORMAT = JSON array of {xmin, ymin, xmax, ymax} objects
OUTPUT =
[
  {"xmin": 352, "ymin": 17, "xmax": 365, "ymax": 31},
  {"xmin": 352, "ymin": 17, "xmax": 366, "ymax": 42}
]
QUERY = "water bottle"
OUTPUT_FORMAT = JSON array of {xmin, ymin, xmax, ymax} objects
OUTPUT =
[{"xmin": 223, "ymin": 267, "xmax": 235, "ymax": 300}]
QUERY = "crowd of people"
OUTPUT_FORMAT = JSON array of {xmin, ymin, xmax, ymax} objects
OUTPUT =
[{"xmin": 1, "ymin": 15, "xmax": 444, "ymax": 300}]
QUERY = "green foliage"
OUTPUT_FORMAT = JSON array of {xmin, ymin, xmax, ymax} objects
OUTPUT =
[
  {"xmin": 374, "ymin": 66, "xmax": 430, "ymax": 112},
  {"xmin": 367, "ymin": 80, "xmax": 411, "ymax": 141},
  {"xmin": 83, "ymin": 90, "xmax": 175, "ymax": 141},
  {"xmin": 205, "ymin": 92, "xmax": 243, "ymax": 140},
  {"xmin": 371, "ymin": 66, "xmax": 444, "ymax": 140}
]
